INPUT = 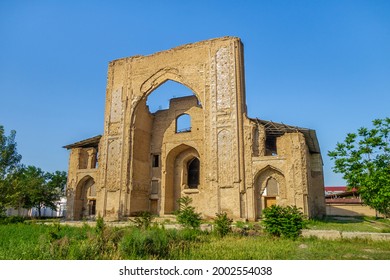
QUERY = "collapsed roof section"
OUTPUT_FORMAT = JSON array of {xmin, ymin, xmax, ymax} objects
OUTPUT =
[{"xmin": 251, "ymin": 118, "xmax": 321, "ymax": 154}]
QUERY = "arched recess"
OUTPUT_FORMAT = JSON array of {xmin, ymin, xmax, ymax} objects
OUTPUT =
[
  {"xmin": 74, "ymin": 175, "xmax": 97, "ymax": 220},
  {"xmin": 164, "ymin": 144, "xmax": 200, "ymax": 214},
  {"xmin": 254, "ymin": 166, "xmax": 286, "ymax": 219}
]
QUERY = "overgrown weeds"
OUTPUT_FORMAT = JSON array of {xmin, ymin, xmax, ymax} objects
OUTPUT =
[
  {"xmin": 119, "ymin": 225, "xmax": 206, "ymax": 259},
  {"xmin": 39, "ymin": 217, "xmax": 124, "ymax": 259},
  {"xmin": 130, "ymin": 211, "xmax": 154, "ymax": 230}
]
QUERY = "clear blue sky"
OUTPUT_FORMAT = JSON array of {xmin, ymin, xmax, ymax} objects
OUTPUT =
[{"xmin": 1, "ymin": 0, "xmax": 389, "ymax": 186}]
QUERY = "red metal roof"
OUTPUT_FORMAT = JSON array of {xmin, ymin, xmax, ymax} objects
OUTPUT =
[
  {"xmin": 325, "ymin": 186, "xmax": 348, "ymax": 192},
  {"xmin": 325, "ymin": 186, "xmax": 358, "ymax": 192}
]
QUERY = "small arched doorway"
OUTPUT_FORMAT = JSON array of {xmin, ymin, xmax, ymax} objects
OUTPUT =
[
  {"xmin": 74, "ymin": 176, "xmax": 96, "ymax": 220},
  {"xmin": 254, "ymin": 166, "xmax": 285, "ymax": 219}
]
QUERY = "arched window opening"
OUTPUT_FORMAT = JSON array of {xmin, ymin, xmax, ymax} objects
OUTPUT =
[
  {"xmin": 187, "ymin": 157, "xmax": 200, "ymax": 188},
  {"xmin": 176, "ymin": 114, "xmax": 191, "ymax": 133},
  {"xmin": 146, "ymin": 80, "xmax": 198, "ymax": 113}
]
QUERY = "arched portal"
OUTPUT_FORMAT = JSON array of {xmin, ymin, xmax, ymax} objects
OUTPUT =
[
  {"xmin": 129, "ymin": 78, "xmax": 202, "ymax": 216},
  {"xmin": 74, "ymin": 176, "xmax": 96, "ymax": 220},
  {"xmin": 99, "ymin": 37, "xmax": 245, "ymax": 220},
  {"xmin": 254, "ymin": 166, "xmax": 285, "ymax": 219}
]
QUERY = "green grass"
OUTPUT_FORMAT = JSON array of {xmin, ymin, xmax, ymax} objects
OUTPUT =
[
  {"xmin": 306, "ymin": 216, "xmax": 390, "ymax": 233},
  {"xmin": 1, "ymin": 219, "xmax": 390, "ymax": 260},
  {"xmin": 182, "ymin": 235, "xmax": 390, "ymax": 260}
]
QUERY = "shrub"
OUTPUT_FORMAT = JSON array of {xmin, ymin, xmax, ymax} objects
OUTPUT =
[
  {"xmin": 174, "ymin": 196, "xmax": 202, "ymax": 229},
  {"xmin": 48, "ymin": 222, "xmax": 62, "ymax": 241},
  {"xmin": 214, "ymin": 212, "xmax": 233, "ymax": 237},
  {"xmin": 130, "ymin": 211, "xmax": 153, "ymax": 230},
  {"xmin": 262, "ymin": 205, "xmax": 306, "ymax": 239},
  {"xmin": 95, "ymin": 215, "xmax": 105, "ymax": 235},
  {"xmin": 0, "ymin": 216, "xmax": 26, "ymax": 225}
]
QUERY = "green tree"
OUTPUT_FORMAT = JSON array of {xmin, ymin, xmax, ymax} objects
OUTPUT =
[
  {"xmin": 0, "ymin": 125, "xmax": 67, "ymax": 217},
  {"xmin": 6, "ymin": 168, "xmax": 28, "ymax": 215},
  {"xmin": 328, "ymin": 118, "xmax": 390, "ymax": 217},
  {"xmin": 18, "ymin": 166, "xmax": 66, "ymax": 217},
  {"xmin": 0, "ymin": 126, "xmax": 22, "ymax": 178},
  {"xmin": 0, "ymin": 126, "xmax": 22, "ymax": 215},
  {"xmin": 46, "ymin": 170, "xmax": 67, "ymax": 196}
]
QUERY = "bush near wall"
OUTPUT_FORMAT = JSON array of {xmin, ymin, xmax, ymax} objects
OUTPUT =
[{"xmin": 262, "ymin": 205, "xmax": 306, "ymax": 239}]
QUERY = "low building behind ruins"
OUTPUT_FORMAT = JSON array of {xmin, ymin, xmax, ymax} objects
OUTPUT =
[{"xmin": 64, "ymin": 36, "xmax": 326, "ymax": 221}]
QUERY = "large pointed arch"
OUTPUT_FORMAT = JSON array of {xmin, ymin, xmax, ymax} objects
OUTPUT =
[
  {"xmin": 140, "ymin": 67, "xmax": 202, "ymax": 105},
  {"xmin": 131, "ymin": 74, "xmax": 202, "ymax": 130}
]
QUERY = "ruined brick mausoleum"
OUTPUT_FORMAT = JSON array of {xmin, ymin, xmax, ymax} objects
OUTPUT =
[{"xmin": 64, "ymin": 37, "xmax": 326, "ymax": 221}]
